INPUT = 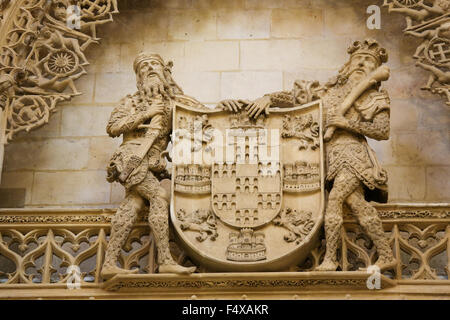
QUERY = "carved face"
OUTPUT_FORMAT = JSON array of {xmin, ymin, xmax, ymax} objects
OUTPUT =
[
  {"xmin": 347, "ymin": 54, "xmax": 379, "ymax": 81},
  {"xmin": 137, "ymin": 58, "xmax": 170, "ymax": 97},
  {"xmin": 52, "ymin": 0, "xmax": 68, "ymax": 22}
]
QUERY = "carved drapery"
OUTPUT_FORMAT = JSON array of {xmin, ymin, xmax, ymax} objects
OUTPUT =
[
  {"xmin": 0, "ymin": 0, "xmax": 118, "ymax": 142},
  {"xmin": 383, "ymin": 0, "xmax": 450, "ymax": 105}
]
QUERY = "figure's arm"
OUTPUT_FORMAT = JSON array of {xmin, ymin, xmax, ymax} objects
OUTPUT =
[
  {"xmin": 419, "ymin": 3, "xmax": 444, "ymax": 15},
  {"xmin": 263, "ymin": 91, "xmax": 295, "ymax": 108},
  {"xmin": 405, "ymin": 29, "xmax": 433, "ymax": 38},
  {"xmin": 347, "ymin": 110, "xmax": 390, "ymax": 140},
  {"xmin": 106, "ymin": 97, "xmax": 156, "ymax": 137}
]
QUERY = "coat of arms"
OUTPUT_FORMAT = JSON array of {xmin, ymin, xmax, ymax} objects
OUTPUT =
[{"xmin": 170, "ymin": 101, "xmax": 324, "ymax": 271}]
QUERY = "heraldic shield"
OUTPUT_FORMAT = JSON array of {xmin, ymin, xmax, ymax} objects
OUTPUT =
[{"xmin": 170, "ymin": 100, "xmax": 324, "ymax": 272}]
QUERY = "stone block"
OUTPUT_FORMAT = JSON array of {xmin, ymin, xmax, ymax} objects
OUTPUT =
[
  {"xmin": 389, "ymin": 99, "xmax": 418, "ymax": 132},
  {"xmin": 385, "ymin": 166, "xmax": 426, "ymax": 201},
  {"xmin": 96, "ymin": 11, "xmax": 145, "ymax": 44},
  {"xmin": 174, "ymin": 71, "xmax": 221, "ymax": 103},
  {"xmin": 418, "ymin": 130, "xmax": 450, "ymax": 166},
  {"xmin": 95, "ymin": 72, "xmax": 137, "ymax": 103},
  {"xmin": 139, "ymin": 10, "xmax": 170, "ymax": 42},
  {"xmin": 418, "ymin": 98, "xmax": 450, "ymax": 130},
  {"xmin": 324, "ymin": 7, "xmax": 366, "ymax": 36},
  {"xmin": 221, "ymin": 71, "xmax": 283, "ymax": 100},
  {"xmin": 244, "ymin": 0, "xmax": 284, "ymax": 8},
  {"xmin": 367, "ymin": 138, "xmax": 395, "ymax": 166},
  {"xmin": 4, "ymin": 139, "xmax": 89, "ymax": 171},
  {"xmin": 217, "ymin": 9, "xmax": 271, "ymax": 39},
  {"xmin": 31, "ymin": 171, "xmax": 110, "ymax": 205},
  {"xmin": 426, "ymin": 167, "xmax": 450, "ymax": 201},
  {"xmin": 184, "ymin": 41, "xmax": 239, "ymax": 71},
  {"xmin": 0, "ymin": 171, "xmax": 33, "ymax": 205},
  {"xmin": 88, "ymin": 137, "xmax": 122, "ymax": 170},
  {"xmin": 0, "ymin": 188, "xmax": 26, "ymax": 208},
  {"xmin": 385, "ymin": 67, "xmax": 433, "ymax": 100},
  {"xmin": 149, "ymin": 0, "xmax": 193, "ymax": 8},
  {"xmin": 61, "ymin": 106, "xmax": 114, "ymax": 137},
  {"xmin": 391, "ymin": 133, "xmax": 423, "ymax": 165},
  {"xmin": 240, "ymin": 39, "xmax": 349, "ymax": 71},
  {"xmin": 86, "ymin": 43, "xmax": 121, "ymax": 73},
  {"xmin": 142, "ymin": 42, "xmax": 186, "ymax": 72},
  {"xmin": 120, "ymin": 42, "xmax": 145, "ymax": 73},
  {"xmin": 245, "ymin": 0, "xmax": 313, "ymax": 8},
  {"xmin": 168, "ymin": 9, "xmax": 217, "ymax": 40},
  {"xmin": 271, "ymin": 9, "xmax": 323, "ymax": 38},
  {"xmin": 193, "ymin": 0, "xmax": 245, "ymax": 9}
]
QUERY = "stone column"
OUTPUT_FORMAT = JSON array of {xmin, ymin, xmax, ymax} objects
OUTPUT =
[{"xmin": 0, "ymin": 108, "xmax": 6, "ymax": 184}]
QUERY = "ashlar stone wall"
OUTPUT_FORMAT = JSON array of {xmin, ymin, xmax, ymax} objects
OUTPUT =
[{"xmin": 1, "ymin": 0, "xmax": 448, "ymax": 207}]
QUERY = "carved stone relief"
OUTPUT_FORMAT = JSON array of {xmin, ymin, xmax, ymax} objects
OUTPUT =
[
  {"xmin": 0, "ymin": 0, "xmax": 118, "ymax": 141},
  {"xmin": 219, "ymin": 39, "xmax": 396, "ymax": 273},
  {"xmin": 176, "ymin": 208, "xmax": 218, "ymax": 242},
  {"xmin": 383, "ymin": 0, "xmax": 450, "ymax": 105},
  {"xmin": 273, "ymin": 208, "xmax": 315, "ymax": 245},
  {"xmin": 171, "ymin": 100, "xmax": 324, "ymax": 272}
]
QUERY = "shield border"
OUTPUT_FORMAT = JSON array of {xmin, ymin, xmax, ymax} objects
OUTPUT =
[{"xmin": 170, "ymin": 99, "xmax": 325, "ymax": 272}]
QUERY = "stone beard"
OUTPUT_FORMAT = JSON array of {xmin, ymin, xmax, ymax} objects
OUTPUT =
[{"xmin": 138, "ymin": 69, "xmax": 172, "ymax": 101}]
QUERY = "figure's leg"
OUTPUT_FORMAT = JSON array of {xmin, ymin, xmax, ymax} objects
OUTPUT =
[
  {"xmin": 346, "ymin": 188, "xmax": 396, "ymax": 271},
  {"xmin": 316, "ymin": 169, "xmax": 360, "ymax": 271},
  {"xmin": 413, "ymin": 41, "xmax": 428, "ymax": 59},
  {"xmin": 101, "ymin": 191, "xmax": 144, "ymax": 278},
  {"xmin": 136, "ymin": 172, "xmax": 196, "ymax": 274},
  {"xmin": 69, "ymin": 38, "xmax": 89, "ymax": 65}
]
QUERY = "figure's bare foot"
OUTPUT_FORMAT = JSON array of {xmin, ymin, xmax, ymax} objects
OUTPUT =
[
  {"xmin": 101, "ymin": 265, "xmax": 139, "ymax": 279},
  {"xmin": 158, "ymin": 264, "xmax": 196, "ymax": 274},
  {"xmin": 315, "ymin": 259, "xmax": 339, "ymax": 272}
]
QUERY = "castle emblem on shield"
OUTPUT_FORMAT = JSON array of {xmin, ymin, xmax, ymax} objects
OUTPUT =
[{"xmin": 171, "ymin": 100, "xmax": 324, "ymax": 272}]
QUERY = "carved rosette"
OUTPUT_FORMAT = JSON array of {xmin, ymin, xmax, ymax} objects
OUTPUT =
[{"xmin": 0, "ymin": 0, "xmax": 118, "ymax": 141}]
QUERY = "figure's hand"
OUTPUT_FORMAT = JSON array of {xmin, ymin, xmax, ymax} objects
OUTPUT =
[
  {"xmin": 327, "ymin": 112, "xmax": 349, "ymax": 129},
  {"xmin": 246, "ymin": 96, "xmax": 271, "ymax": 119},
  {"xmin": 144, "ymin": 101, "xmax": 165, "ymax": 119},
  {"xmin": 218, "ymin": 99, "xmax": 249, "ymax": 112}
]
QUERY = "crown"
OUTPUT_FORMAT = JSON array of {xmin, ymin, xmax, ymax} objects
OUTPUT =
[
  {"xmin": 348, "ymin": 39, "xmax": 388, "ymax": 64},
  {"xmin": 133, "ymin": 52, "xmax": 166, "ymax": 73}
]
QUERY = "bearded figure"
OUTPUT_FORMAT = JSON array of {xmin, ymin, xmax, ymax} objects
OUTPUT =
[
  {"xmin": 221, "ymin": 39, "xmax": 397, "ymax": 272},
  {"xmin": 101, "ymin": 53, "xmax": 201, "ymax": 278}
]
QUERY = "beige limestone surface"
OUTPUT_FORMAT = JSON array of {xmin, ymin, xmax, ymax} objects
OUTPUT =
[{"xmin": 1, "ymin": 0, "xmax": 448, "ymax": 207}]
